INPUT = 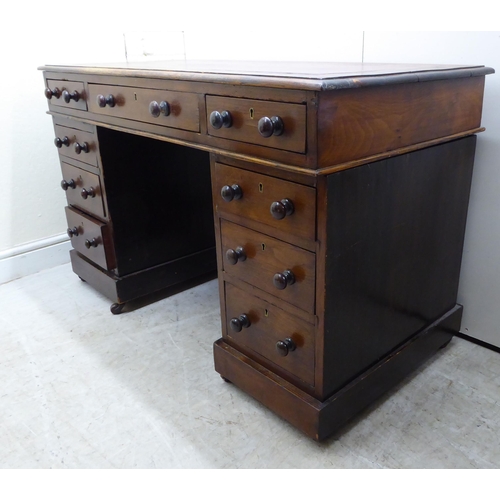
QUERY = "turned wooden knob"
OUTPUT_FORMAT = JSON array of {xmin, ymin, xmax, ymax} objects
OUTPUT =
[
  {"xmin": 273, "ymin": 270, "xmax": 295, "ymax": 290},
  {"xmin": 149, "ymin": 100, "xmax": 170, "ymax": 117},
  {"xmin": 96, "ymin": 94, "xmax": 115, "ymax": 108},
  {"xmin": 230, "ymin": 314, "xmax": 251, "ymax": 332},
  {"xmin": 67, "ymin": 227, "xmax": 78, "ymax": 238},
  {"xmin": 276, "ymin": 338, "xmax": 296, "ymax": 357},
  {"xmin": 220, "ymin": 184, "xmax": 242, "ymax": 202},
  {"xmin": 45, "ymin": 87, "xmax": 61, "ymax": 100},
  {"xmin": 60, "ymin": 179, "xmax": 76, "ymax": 190},
  {"xmin": 81, "ymin": 187, "xmax": 96, "ymax": 199},
  {"xmin": 225, "ymin": 247, "xmax": 246, "ymax": 265},
  {"xmin": 210, "ymin": 110, "xmax": 232, "ymax": 129},
  {"xmin": 84, "ymin": 238, "xmax": 98, "ymax": 248},
  {"xmin": 74, "ymin": 142, "xmax": 89, "ymax": 154},
  {"xmin": 54, "ymin": 136, "xmax": 70, "ymax": 148},
  {"xmin": 270, "ymin": 199, "xmax": 294, "ymax": 220},
  {"xmin": 258, "ymin": 116, "xmax": 284, "ymax": 137},
  {"xmin": 62, "ymin": 90, "xmax": 80, "ymax": 103}
]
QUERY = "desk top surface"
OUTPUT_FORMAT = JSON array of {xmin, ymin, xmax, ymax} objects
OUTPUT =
[{"xmin": 40, "ymin": 60, "xmax": 494, "ymax": 91}]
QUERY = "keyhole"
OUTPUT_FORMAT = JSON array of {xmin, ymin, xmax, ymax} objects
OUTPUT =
[
  {"xmin": 259, "ymin": 183, "xmax": 263, "ymax": 193},
  {"xmin": 264, "ymin": 309, "xmax": 269, "ymax": 317},
  {"xmin": 134, "ymin": 93, "xmax": 138, "ymax": 101},
  {"xmin": 261, "ymin": 243, "xmax": 266, "ymax": 251},
  {"xmin": 249, "ymin": 107, "xmax": 255, "ymax": 119}
]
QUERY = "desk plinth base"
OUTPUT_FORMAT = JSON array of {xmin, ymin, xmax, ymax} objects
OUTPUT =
[
  {"xmin": 214, "ymin": 304, "xmax": 462, "ymax": 441},
  {"xmin": 70, "ymin": 248, "xmax": 217, "ymax": 313}
]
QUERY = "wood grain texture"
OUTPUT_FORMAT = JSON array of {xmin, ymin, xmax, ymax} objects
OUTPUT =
[
  {"xmin": 214, "ymin": 162, "xmax": 316, "ymax": 244},
  {"xmin": 224, "ymin": 282, "xmax": 315, "ymax": 386},
  {"xmin": 319, "ymin": 136, "xmax": 476, "ymax": 398},
  {"xmin": 88, "ymin": 84, "xmax": 200, "ymax": 132},
  {"xmin": 220, "ymin": 219, "xmax": 316, "ymax": 314},
  {"xmin": 318, "ymin": 77, "xmax": 486, "ymax": 166},
  {"xmin": 206, "ymin": 96, "xmax": 306, "ymax": 153}
]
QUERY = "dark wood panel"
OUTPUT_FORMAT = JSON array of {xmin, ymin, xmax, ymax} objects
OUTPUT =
[
  {"xmin": 54, "ymin": 124, "xmax": 99, "ymax": 166},
  {"xmin": 46, "ymin": 79, "xmax": 87, "ymax": 111},
  {"xmin": 225, "ymin": 282, "xmax": 315, "ymax": 386},
  {"xmin": 61, "ymin": 162, "xmax": 106, "ymax": 220},
  {"xmin": 220, "ymin": 219, "xmax": 316, "ymax": 314},
  {"xmin": 320, "ymin": 136, "xmax": 477, "ymax": 398},
  {"xmin": 96, "ymin": 127, "xmax": 216, "ymax": 277},
  {"xmin": 214, "ymin": 304, "xmax": 462, "ymax": 441},
  {"xmin": 214, "ymin": 162, "xmax": 316, "ymax": 244},
  {"xmin": 88, "ymin": 84, "xmax": 200, "ymax": 132},
  {"xmin": 206, "ymin": 96, "xmax": 306, "ymax": 153},
  {"xmin": 318, "ymin": 77, "xmax": 485, "ymax": 166},
  {"xmin": 65, "ymin": 207, "xmax": 115, "ymax": 270}
]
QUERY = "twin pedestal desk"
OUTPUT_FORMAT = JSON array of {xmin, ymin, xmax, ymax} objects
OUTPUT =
[{"xmin": 41, "ymin": 61, "xmax": 494, "ymax": 441}]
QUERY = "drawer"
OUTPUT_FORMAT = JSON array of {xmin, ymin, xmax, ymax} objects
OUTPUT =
[
  {"xmin": 214, "ymin": 163, "xmax": 316, "ymax": 243},
  {"xmin": 221, "ymin": 220, "xmax": 315, "ymax": 314},
  {"xmin": 60, "ymin": 162, "xmax": 106, "ymax": 220},
  {"xmin": 54, "ymin": 124, "xmax": 99, "ymax": 166},
  {"xmin": 87, "ymin": 84, "xmax": 200, "ymax": 132},
  {"xmin": 45, "ymin": 79, "xmax": 87, "ymax": 111},
  {"xmin": 206, "ymin": 96, "xmax": 306, "ymax": 153},
  {"xmin": 65, "ymin": 207, "xmax": 115, "ymax": 270},
  {"xmin": 225, "ymin": 282, "xmax": 315, "ymax": 386}
]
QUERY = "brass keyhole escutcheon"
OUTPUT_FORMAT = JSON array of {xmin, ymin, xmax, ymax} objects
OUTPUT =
[
  {"xmin": 264, "ymin": 308, "xmax": 269, "ymax": 317},
  {"xmin": 249, "ymin": 107, "xmax": 255, "ymax": 119},
  {"xmin": 261, "ymin": 243, "xmax": 266, "ymax": 251},
  {"xmin": 259, "ymin": 182, "xmax": 263, "ymax": 193}
]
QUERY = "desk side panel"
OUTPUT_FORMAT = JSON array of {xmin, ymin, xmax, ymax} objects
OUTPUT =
[{"xmin": 319, "ymin": 136, "xmax": 476, "ymax": 398}]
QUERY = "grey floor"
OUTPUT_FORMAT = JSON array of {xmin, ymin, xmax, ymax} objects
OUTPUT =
[{"xmin": 1, "ymin": 263, "xmax": 500, "ymax": 468}]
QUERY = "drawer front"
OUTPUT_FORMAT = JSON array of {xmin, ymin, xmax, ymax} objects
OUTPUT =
[
  {"xmin": 61, "ymin": 163, "xmax": 106, "ymax": 220},
  {"xmin": 225, "ymin": 282, "xmax": 315, "ymax": 386},
  {"xmin": 54, "ymin": 124, "xmax": 99, "ymax": 166},
  {"xmin": 87, "ymin": 84, "xmax": 200, "ymax": 132},
  {"xmin": 45, "ymin": 79, "xmax": 87, "ymax": 111},
  {"xmin": 214, "ymin": 163, "xmax": 316, "ymax": 242},
  {"xmin": 221, "ymin": 220, "xmax": 315, "ymax": 313},
  {"xmin": 206, "ymin": 96, "xmax": 306, "ymax": 153},
  {"xmin": 65, "ymin": 207, "xmax": 114, "ymax": 270}
]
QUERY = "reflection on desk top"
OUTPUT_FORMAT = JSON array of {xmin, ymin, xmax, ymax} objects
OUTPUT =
[{"xmin": 38, "ymin": 60, "xmax": 495, "ymax": 91}]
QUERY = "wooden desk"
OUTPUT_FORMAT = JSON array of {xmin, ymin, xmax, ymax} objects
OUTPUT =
[{"xmin": 40, "ymin": 61, "xmax": 494, "ymax": 441}]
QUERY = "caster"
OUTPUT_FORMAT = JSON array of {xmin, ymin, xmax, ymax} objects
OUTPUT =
[{"xmin": 110, "ymin": 302, "xmax": 125, "ymax": 315}]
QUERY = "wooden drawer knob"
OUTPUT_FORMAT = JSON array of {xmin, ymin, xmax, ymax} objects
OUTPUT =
[
  {"xmin": 96, "ymin": 94, "xmax": 116, "ymax": 108},
  {"xmin": 273, "ymin": 270, "xmax": 295, "ymax": 290},
  {"xmin": 62, "ymin": 90, "xmax": 81, "ymax": 103},
  {"xmin": 149, "ymin": 100, "xmax": 170, "ymax": 117},
  {"xmin": 270, "ymin": 199, "xmax": 294, "ymax": 220},
  {"xmin": 221, "ymin": 184, "xmax": 242, "ymax": 202},
  {"xmin": 84, "ymin": 238, "xmax": 99, "ymax": 248},
  {"xmin": 60, "ymin": 179, "xmax": 76, "ymax": 190},
  {"xmin": 74, "ymin": 142, "xmax": 89, "ymax": 154},
  {"xmin": 276, "ymin": 338, "xmax": 296, "ymax": 357},
  {"xmin": 81, "ymin": 187, "xmax": 96, "ymax": 199},
  {"xmin": 67, "ymin": 227, "xmax": 78, "ymax": 238},
  {"xmin": 54, "ymin": 136, "xmax": 70, "ymax": 148},
  {"xmin": 258, "ymin": 116, "xmax": 284, "ymax": 137},
  {"xmin": 225, "ymin": 247, "xmax": 246, "ymax": 265},
  {"xmin": 45, "ymin": 87, "xmax": 61, "ymax": 100},
  {"xmin": 210, "ymin": 110, "xmax": 232, "ymax": 129},
  {"xmin": 230, "ymin": 314, "xmax": 251, "ymax": 332}
]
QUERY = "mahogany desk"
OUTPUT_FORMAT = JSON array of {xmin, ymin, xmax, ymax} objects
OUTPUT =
[{"xmin": 40, "ymin": 61, "xmax": 494, "ymax": 441}]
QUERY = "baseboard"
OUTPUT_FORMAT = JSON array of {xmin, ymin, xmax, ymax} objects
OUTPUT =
[
  {"xmin": 455, "ymin": 332, "xmax": 500, "ymax": 354},
  {"xmin": 0, "ymin": 234, "xmax": 71, "ymax": 285}
]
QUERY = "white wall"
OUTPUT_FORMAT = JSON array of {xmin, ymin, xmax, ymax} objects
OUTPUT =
[{"xmin": 0, "ymin": 7, "xmax": 498, "ymax": 346}]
